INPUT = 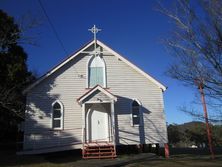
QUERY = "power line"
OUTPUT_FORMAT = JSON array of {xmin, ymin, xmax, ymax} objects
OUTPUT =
[
  {"xmin": 38, "ymin": 0, "xmax": 81, "ymax": 77},
  {"xmin": 38, "ymin": 0, "xmax": 68, "ymax": 55}
]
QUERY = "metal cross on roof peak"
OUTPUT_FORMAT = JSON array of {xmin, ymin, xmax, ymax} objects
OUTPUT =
[
  {"xmin": 88, "ymin": 25, "xmax": 101, "ymax": 54},
  {"xmin": 88, "ymin": 25, "xmax": 101, "ymax": 42},
  {"xmin": 81, "ymin": 25, "xmax": 105, "ymax": 55}
]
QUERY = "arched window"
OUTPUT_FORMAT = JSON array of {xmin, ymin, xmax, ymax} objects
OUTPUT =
[
  {"xmin": 52, "ymin": 101, "xmax": 63, "ymax": 129},
  {"xmin": 131, "ymin": 99, "xmax": 141, "ymax": 126},
  {"xmin": 88, "ymin": 55, "xmax": 106, "ymax": 87}
]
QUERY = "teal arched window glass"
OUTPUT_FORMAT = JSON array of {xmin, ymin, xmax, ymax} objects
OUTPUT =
[{"xmin": 88, "ymin": 56, "xmax": 106, "ymax": 87}]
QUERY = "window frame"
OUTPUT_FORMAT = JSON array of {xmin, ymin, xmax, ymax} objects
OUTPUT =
[
  {"xmin": 131, "ymin": 99, "xmax": 142, "ymax": 126},
  {"xmin": 52, "ymin": 100, "xmax": 64, "ymax": 130},
  {"xmin": 87, "ymin": 54, "xmax": 107, "ymax": 88}
]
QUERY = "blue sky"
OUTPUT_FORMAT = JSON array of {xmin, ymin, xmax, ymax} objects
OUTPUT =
[{"xmin": 1, "ymin": 0, "xmax": 198, "ymax": 124}]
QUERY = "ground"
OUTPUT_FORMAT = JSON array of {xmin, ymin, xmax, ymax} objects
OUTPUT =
[
  {"xmin": 0, "ymin": 147, "xmax": 222, "ymax": 167},
  {"xmin": 125, "ymin": 154, "xmax": 222, "ymax": 167},
  {"xmin": 1, "ymin": 149, "xmax": 222, "ymax": 167}
]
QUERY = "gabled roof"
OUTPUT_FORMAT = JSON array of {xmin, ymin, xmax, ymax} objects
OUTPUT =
[
  {"xmin": 23, "ymin": 40, "xmax": 166, "ymax": 94},
  {"xmin": 77, "ymin": 85, "xmax": 117, "ymax": 104}
]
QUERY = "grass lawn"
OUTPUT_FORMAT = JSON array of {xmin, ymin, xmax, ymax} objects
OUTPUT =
[
  {"xmin": 125, "ymin": 154, "xmax": 222, "ymax": 167},
  {"xmin": 1, "ymin": 150, "xmax": 222, "ymax": 167}
]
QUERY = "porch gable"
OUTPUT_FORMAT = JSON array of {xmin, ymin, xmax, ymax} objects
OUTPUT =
[{"xmin": 77, "ymin": 85, "xmax": 117, "ymax": 104}]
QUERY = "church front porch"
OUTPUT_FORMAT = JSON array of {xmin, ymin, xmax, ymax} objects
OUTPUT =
[{"xmin": 77, "ymin": 85, "xmax": 117, "ymax": 159}]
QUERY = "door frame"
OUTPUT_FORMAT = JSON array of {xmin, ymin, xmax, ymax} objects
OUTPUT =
[{"xmin": 86, "ymin": 103, "xmax": 110, "ymax": 142}]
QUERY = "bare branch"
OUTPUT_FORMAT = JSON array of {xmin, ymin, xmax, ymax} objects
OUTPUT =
[{"xmin": 158, "ymin": 0, "xmax": 222, "ymax": 122}]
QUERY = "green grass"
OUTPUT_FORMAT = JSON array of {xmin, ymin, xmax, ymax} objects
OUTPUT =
[
  {"xmin": 1, "ymin": 150, "xmax": 222, "ymax": 167},
  {"xmin": 125, "ymin": 154, "xmax": 222, "ymax": 167}
]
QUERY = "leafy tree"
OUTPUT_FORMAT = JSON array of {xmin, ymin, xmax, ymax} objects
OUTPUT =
[
  {"xmin": 212, "ymin": 125, "xmax": 222, "ymax": 146},
  {"xmin": 0, "ymin": 11, "xmax": 19, "ymax": 52},
  {"xmin": 167, "ymin": 122, "xmax": 222, "ymax": 148},
  {"xmin": 0, "ymin": 10, "xmax": 35, "ymax": 142},
  {"xmin": 167, "ymin": 124, "xmax": 181, "ymax": 146},
  {"xmin": 184, "ymin": 122, "xmax": 208, "ymax": 147}
]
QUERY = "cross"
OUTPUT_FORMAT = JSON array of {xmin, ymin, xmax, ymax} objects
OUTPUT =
[
  {"xmin": 88, "ymin": 25, "xmax": 101, "ymax": 51},
  {"xmin": 81, "ymin": 25, "xmax": 108, "ymax": 55},
  {"xmin": 88, "ymin": 25, "xmax": 101, "ymax": 41}
]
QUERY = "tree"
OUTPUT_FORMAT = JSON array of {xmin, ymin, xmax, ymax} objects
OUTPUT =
[
  {"xmin": 167, "ymin": 122, "xmax": 222, "ymax": 148},
  {"xmin": 0, "ymin": 10, "xmax": 35, "ymax": 142},
  {"xmin": 157, "ymin": 0, "xmax": 222, "ymax": 101},
  {"xmin": 157, "ymin": 0, "xmax": 222, "ymax": 158},
  {"xmin": 157, "ymin": 0, "xmax": 222, "ymax": 111},
  {"xmin": 184, "ymin": 122, "xmax": 208, "ymax": 147},
  {"xmin": 167, "ymin": 124, "xmax": 181, "ymax": 147},
  {"xmin": 211, "ymin": 124, "xmax": 222, "ymax": 146}
]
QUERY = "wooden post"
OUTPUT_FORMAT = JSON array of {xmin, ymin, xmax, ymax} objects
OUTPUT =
[
  {"xmin": 198, "ymin": 83, "xmax": 215, "ymax": 159},
  {"xmin": 82, "ymin": 103, "xmax": 86, "ymax": 143},
  {"xmin": 111, "ymin": 101, "xmax": 115, "ymax": 144},
  {"xmin": 164, "ymin": 143, "xmax": 169, "ymax": 159}
]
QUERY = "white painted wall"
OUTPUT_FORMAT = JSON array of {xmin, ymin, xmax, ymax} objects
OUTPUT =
[{"xmin": 23, "ymin": 43, "xmax": 167, "ymax": 151}]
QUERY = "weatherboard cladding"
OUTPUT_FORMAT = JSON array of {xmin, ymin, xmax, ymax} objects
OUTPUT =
[
  {"xmin": 77, "ymin": 85, "xmax": 117, "ymax": 104},
  {"xmin": 23, "ymin": 43, "xmax": 167, "ymax": 151},
  {"xmin": 82, "ymin": 90, "xmax": 112, "ymax": 103},
  {"xmin": 23, "ymin": 40, "xmax": 166, "ymax": 94}
]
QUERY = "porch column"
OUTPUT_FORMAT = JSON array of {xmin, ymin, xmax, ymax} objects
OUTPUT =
[
  {"xmin": 111, "ymin": 100, "xmax": 115, "ymax": 144},
  {"xmin": 82, "ymin": 103, "xmax": 86, "ymax": 143}
]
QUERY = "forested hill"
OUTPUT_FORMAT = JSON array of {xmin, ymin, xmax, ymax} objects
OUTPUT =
[{"xmin": 167, "ymin": 121, "xmax": 222, "ymax": 147}]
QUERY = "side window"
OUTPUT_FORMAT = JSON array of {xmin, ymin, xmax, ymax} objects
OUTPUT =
[
  {"xmin": 52, "ymin": 101, "xmax": 63, "ymax": 130},
  {"xmin": 88, "ymin": 55, "xmax": 106, "ymax": 88},
  {"xmin": 132, "ymin": 100, "xmax": 141, "ymax": 126}
]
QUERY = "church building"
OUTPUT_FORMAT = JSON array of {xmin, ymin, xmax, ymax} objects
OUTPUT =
[{"xmin": 22, "ymin": 25, "xmax": 168, "ymax": 159}]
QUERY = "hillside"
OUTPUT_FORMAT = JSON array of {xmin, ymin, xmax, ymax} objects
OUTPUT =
[{"xmin": 168, "ymin": 121, "xmax": 222, "ymax": 147}]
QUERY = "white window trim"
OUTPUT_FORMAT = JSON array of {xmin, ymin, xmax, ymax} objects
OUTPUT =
[
  {"xmin": 52, "ymin": 100, "xmax": 64, "ymax": 130},
  {"xmin": 86, "ymin": 54, "xmax": 107, "ymax": 88},
  {"xmin": 130, "ymin": 99, "xmax": 142, "ymax": 127}
]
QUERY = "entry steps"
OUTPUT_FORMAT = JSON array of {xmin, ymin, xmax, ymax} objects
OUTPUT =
[{"xmin": 82, "ymin": 142, "xmax": 116, "ymax": 159}]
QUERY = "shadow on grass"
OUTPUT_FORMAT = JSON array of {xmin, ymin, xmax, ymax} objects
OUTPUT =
[
  {"xmin": 103, "ymin": 153, "xmax": 158, "ymax": 167},
  {"xmin": 1, "ymin": 148, "xmax": 222, "ymax": 167},
  {"xmin": 0, "ymin": 149, "xmax": 82, "ymax": 166},
  {"xmin": 108, "ymin": 154, "xmax": 222, "ymax": 167}
]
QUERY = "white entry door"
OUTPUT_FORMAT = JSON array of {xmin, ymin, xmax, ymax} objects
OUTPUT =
[{"xmin": 89, "ymin": 106, "xmax": 109, "ymax": 142}]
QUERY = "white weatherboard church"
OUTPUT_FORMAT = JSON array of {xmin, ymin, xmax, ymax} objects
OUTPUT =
[{"xmin": 22, "ymin": 26, "xmax": 168, "ymax": 158}]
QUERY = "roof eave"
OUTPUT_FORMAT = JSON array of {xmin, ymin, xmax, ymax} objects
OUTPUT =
[
  {"xmin": 23, "ymin": 40, "xmax": 95, "ymax": 94},
  {"xmin": 97, "ymin": 40, "xmax": 167, "ymax": 92}
]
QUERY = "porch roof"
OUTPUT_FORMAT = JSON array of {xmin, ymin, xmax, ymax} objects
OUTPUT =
[{"xmin": 77, "ymin": 85, "xmax": 117, "ymax": 104}]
